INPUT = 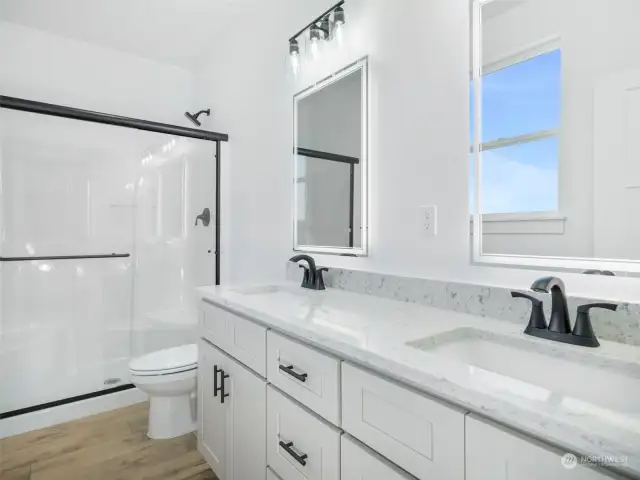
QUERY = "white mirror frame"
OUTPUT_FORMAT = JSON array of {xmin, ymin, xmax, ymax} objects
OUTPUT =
[
  {"xmin": 292, "ymin": 57, "xmax": 369, "ymax": 256},
  {"xmin": 471, "ymin": 0, "xmax": 640, "ymax": 274}
]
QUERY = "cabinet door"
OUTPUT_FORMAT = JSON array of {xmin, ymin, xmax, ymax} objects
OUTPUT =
[
  {"xmin": 342, "ymin": 436, "xmax": 415, "ymax": 480},
  {"xmin": 466, "ymin": 416, "xmax": 617, "ymax": 480},
  {"xmin": 198, "ymin": 339, "xmax": 267, "ymax": 480},
  {"xmin": 226, "ymin": 350, "xmax": 267, "ymax": 480},
  {"xmin": 198, "ymin": 340, "xmax": 227, "ymax": 477}
]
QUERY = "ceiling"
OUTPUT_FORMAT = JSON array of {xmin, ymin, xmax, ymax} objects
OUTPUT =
[{"xmin": 0, "ymin": 0, "xmax": 255, "ymax": 69}]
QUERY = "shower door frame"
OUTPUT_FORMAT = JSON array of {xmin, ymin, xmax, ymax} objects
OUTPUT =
[{"xmin": 0, "ymin": 95, "xmax": 228, "ymax": 419}]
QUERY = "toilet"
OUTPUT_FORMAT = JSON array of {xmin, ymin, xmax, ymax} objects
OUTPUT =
[{"xmin": 129, "ymin": 344, "xmax": 198, "ymax": 440}]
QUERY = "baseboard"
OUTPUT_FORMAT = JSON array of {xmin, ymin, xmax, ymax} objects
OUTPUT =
[{"xmin": 0, "ymin": 388, "xmax": 149, "ymax": 439}]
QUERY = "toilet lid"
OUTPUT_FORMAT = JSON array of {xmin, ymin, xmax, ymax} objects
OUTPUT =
[{"xmin": 129, "ymin": 344, "xmax": 198, "ymax": 375}]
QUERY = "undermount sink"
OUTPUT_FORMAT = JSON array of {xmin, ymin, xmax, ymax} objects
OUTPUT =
[
  {"xmin": 230, "ymin": 285, "xmax": 285, "ymax": 295},
  {"xmin": 407, "ymin": 328, "xmax": 640, "ymax": 414}
]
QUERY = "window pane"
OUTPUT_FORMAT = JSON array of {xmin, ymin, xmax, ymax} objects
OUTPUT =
[
  {"xmin": 481, "ymin": 49, "xmax": 561, "ymax": 141},
  {"xmin": 480, "ymin": 137, "xmax": 558, "ymax": 214}
]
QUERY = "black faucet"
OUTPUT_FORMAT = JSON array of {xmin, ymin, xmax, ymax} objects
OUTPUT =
[
  {"xmin": 289, "ymin": 255, "xmax": 327, "ymax": 290},
  {"xmin": 512, "ymin": 276, "xmax": 618, "ymax": 348},
  {"xmin": 530, "ymin": 276, "xmax": 571, "ymax": 333}
]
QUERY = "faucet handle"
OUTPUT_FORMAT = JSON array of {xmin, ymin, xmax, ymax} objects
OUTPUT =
[
  {"xmin": 511, "ymin": 291, "xmax": 547, "ymax": 331},
  {"xmin": 573, "ymin": 303, "xmax": 617, "ymax": 344},
  {"xmin": 315, "ymin": 268, "xmax": 329, "ymax": 290}
]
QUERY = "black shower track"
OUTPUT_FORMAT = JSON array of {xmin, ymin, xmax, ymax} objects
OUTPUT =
[
  {"xmin": 0, "ymin": 95, "xmax": 228, "ymax": 142},
  {"xmin": 0, "ymin": 254, "xmax": 130, "ymax": 261}
]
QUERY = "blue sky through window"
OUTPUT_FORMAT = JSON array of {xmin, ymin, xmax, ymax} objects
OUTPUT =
[{"xmin": 470, "ymin": 49, "xmax": 561, "ymax": 214}]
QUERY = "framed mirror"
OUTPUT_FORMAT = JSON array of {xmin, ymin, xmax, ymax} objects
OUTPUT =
[
  {"xmin": 472, "ymin": 0, "xmax": 640, "ymax": 273},
  {"xmin": 293, "ymin": 58, "xmax": 368, "ymax": 256}
]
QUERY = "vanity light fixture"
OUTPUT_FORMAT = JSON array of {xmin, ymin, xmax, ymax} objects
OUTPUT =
[
  {"xmin": 333, "ymin": 6, "xmax": 346, "ymax": 44},
  {"xmin": 288, "ymin": 1, "xmax": 347, "ymax": 73},
  {"xmin": 310, "ymin": 24, "xmax": 322, "ymax": 58},
  {"xmin": 289, "ymin": 39, "xmax": 300, "ymax": 74}
]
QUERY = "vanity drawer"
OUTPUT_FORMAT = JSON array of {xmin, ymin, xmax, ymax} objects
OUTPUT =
[
  {"xmin": 267, "ymin": 331, "xmax": 341, "ymax": 425},
  {"xmin": 342, "ymin": 363, "xmax": 465, "ymax": 480},
  {"xmin": 267, "ymin": 467, "xmax": 283, "ymax": 480},
  {"xmin": 201, "ymin": 301, "xmax": 267, "ymax": 377},
  {"xmin": 342, "ymin": 435, "xmax": 416, "ymax": 480},
  {"xmin": 267, "ymin": 386, "xmax": 341, "ymax": 480}
]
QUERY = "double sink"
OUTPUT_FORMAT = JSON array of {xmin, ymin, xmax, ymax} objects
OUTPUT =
[{"xmin": 231, "ymin": 283, "xmax": 640, "ymax": 418}]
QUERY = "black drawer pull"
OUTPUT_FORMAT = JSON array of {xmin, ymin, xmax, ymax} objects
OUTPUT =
[
  {"xmin": 213, "ymin": 366, "xmax": 221, "ymax": 397},
  {"xmin": 279, "ymin": 440, "xmax": 308, "ymax": 466},
  {"xmin": 278, "ymin": 364, "xmax": 308, "ymax": 383},
  {"xmin": 220, "ymin": 371, "xmax": 230, "ymax": 404},
  {"xmin": 214, "ymin": 366, "xmax": 230, "ymax": 403}
]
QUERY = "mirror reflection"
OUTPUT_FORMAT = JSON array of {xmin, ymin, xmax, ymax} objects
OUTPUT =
[
  {"xmin": 294, "ymin": 60, "xmax": 367, "ymax": 254},
  {"xmin": 474, "ymin": 0, "xmax": 640, "ymax": 262}
]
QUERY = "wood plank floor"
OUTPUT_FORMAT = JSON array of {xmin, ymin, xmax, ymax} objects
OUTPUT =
[{"xmin": 0, "ymin": 403, "xmax": 217, "ymax": 480}]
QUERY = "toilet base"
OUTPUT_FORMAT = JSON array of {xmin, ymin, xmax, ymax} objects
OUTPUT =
[{"xmin": 148, "ymin": 393, "xmax": 196, "ymax": 440}]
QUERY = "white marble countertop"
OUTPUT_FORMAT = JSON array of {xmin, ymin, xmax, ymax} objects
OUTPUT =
[{"xmin": 198, "ymin": 283, "xmax": 640, "ymax": 478}]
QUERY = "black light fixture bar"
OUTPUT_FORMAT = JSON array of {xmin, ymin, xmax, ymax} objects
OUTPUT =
[
  {"xmin": 297, "ymin": 147, "xmax": 359, "ymax": 165},
  {"xmin": 0, "ymin": 95, "xmax": 229, "ymax": 142},
  {"xmin": 289, "ymin": 0, "xmax": 345, "ymax": 42}
]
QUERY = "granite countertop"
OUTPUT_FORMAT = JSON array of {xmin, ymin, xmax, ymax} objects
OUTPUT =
[{"xmin": 198, "ymin": 282, "xmax": 640, "ymax": 478}]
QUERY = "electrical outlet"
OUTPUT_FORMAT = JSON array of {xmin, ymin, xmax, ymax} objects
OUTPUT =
[{"xmin": 421, "ymin": 205, "xmax": 437, "ymax": 237}]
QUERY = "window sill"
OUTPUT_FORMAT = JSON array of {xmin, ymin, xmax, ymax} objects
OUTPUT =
[{"xmin": 470, "ymin": 212, "xmax": 566, "ymax": 235}]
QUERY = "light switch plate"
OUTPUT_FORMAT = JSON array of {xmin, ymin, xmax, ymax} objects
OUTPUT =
[{"xmin": 421, "ymin": 205, "xmax": 437, "ymax": 237}]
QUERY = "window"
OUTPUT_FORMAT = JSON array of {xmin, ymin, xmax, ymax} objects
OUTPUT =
[{"xmin": 471, "ymin": 48, "xmax": 561, "ymax": 214}]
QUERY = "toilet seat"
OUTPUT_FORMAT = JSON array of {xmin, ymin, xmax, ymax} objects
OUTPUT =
[{"xmin": 129, "ymin": 344, "xmax": 198, "ymax": 376}]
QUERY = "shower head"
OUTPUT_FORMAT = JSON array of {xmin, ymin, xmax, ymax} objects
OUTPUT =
[{"xmin": 184, "ymin": 108, "xmax": 211, "ymax": 127}]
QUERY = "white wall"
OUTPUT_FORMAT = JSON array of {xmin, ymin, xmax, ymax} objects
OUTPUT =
[
  {"xmin": 0, "ymin": 20, "xmax": 195, "ymax": 124},
  {"xmin": 193, "ymin": 0, "xmax": 640, "ymax": 302}
]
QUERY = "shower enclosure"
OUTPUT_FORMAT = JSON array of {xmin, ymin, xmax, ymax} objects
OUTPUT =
[{"xmin": 0, "ymin": 97, "xmax": 228, "ymax": 420}]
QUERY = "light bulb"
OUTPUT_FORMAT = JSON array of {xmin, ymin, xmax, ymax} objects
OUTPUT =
[
  {"xmin": 334, "ymin": 22, "xmax": 344, "ymax": 45},
  {"xmin": 290, "ymin": 52, "xmax": 300, "ymax": 75},
  {"xmin": 309, "ymin": 25, "xmax": 321, "ymax": 59},
  {"xmin": 289, "ymin": 38, "xmax": 301, "ymax": 74}
]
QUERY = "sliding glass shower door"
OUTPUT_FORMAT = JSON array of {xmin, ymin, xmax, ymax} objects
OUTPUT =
[{"xmin": 0, "ymin": 108, "xmax": 216, "ymax": 417}]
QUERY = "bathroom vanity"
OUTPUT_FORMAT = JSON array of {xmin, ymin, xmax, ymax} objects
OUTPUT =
[{"xmin": 196, "ymin": 284, "xmax": 637, "ymax": 480}]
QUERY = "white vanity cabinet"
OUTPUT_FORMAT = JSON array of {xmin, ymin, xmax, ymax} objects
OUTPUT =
[
  {"xmin": 341, "ymin": 436, "xmax": 416, "ymax": 480},
  {"xmin": 198, "ymin": 297, "xmax": 630, "ymax": 480},
  {"xmin": 198, "ymin": 339, "xmax": 267, "ymax": 480},
  {"xmin": 466, "ymin": 416, "xmax": 619, "ymax": 480}
]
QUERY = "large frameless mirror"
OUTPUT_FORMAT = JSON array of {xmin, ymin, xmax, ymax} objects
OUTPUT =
[
  {"xmin": 472, "ymin": 0, "xmax": 640, "ymax": 273},
  {"xmin": 293, "ymin": 58, "xmax": 368, "ymax": 255}
]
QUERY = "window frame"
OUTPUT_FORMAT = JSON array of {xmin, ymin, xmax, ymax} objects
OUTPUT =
[{"xmin": 473, "ymin": 36, "xmax": 562, "ymax": 216}]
